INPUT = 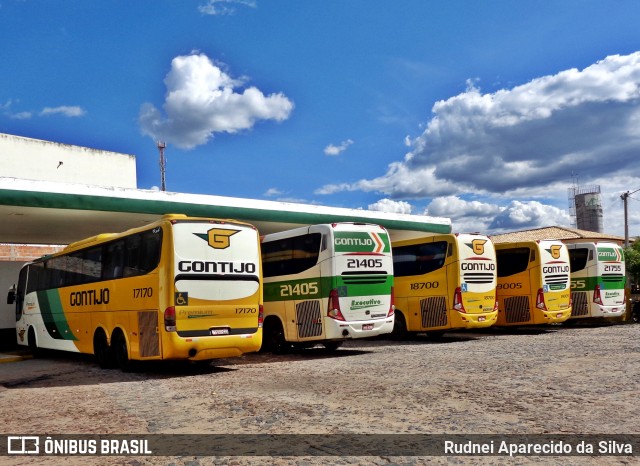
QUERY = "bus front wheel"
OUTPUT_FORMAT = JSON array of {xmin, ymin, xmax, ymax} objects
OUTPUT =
[
  {"xmin": 93, "ymin": 329, "xmax": 114, "ymax": 369},
  {"xmin": 27, "ymin": 327, "xmax": 41, "ymax": 357},
  {"xmin": 632, "ymin": 303, "xmax": 640, "ymax": 324}
]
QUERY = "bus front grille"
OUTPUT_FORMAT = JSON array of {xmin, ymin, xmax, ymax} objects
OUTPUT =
[
  {"xmin": 296, "ymin": 300, "xmax": 323, "ymax": 338},
  {"xmin": 341, "ymin": 272, "xmax": 389, "ymax": 285},
  {"xmin": 420, "ymin": 296, "xmax": 447, "ymax": 328},
  {"xmin": 572, "ymin": 291, "xmax": 589, "ymax": 316},
  {"xmin": 504, "ymin": 296, "xmax": 530, "ymax": 323},
  {"xmin": 463, "ymin": 272, "xmax": 494, "ymax": 284}
]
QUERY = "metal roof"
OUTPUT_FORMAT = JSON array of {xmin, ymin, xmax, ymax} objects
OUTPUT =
[{"xmin": 0, "ymin": 177, "xmax": 451, "ymax": 245}]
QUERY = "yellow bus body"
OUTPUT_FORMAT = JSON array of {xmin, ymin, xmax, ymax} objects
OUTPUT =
[
  {"xmin": 495, "ymin": 240, "xmax": 572, "ymax": 326},
  {"xmin": 392, "ymin": 234, "xmax": 498, "ymax": 335},
  {"xmin": 14, "ymin": 214, "xmax": 263, "ymax": 367}
]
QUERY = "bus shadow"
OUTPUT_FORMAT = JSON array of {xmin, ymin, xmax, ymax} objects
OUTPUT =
[
  {"xmin": 220, "ymin": 347, "xmax": 372, "ymax": 366},
  {"xmin": 369, "ymin": 333, "xmax": 482, "ymax": 347},
  {"xmin": 0, "ymin": 350, "xmax": 239, "ymax": 390}
]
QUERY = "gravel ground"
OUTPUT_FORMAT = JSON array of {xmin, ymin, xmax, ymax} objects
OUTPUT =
[{"xmin": 1, "ymin": 322, "xmax": 639, "ymax": 466}]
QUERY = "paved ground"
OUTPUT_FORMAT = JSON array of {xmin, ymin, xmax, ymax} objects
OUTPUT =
[{"xmin": 0, "ymin": 322, "xmax": 639, "ymax": 465}]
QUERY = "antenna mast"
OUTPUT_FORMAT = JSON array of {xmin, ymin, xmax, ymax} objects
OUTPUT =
[{"xmin": 157, "ymin": 141, "xmax": 167, "ymax": 191}]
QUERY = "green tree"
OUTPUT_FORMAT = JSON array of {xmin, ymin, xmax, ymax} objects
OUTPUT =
[{"xmin": 625, "ymin": 241, "xmax": 640, "ymax": 290}]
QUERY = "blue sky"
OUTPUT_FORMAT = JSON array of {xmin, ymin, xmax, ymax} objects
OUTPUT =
[{"xmin": 1, "ymin": 0, "xmax": 640, "ymax": 238}]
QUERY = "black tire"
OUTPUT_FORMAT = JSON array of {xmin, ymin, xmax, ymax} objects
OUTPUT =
[
  {"xmin": 27, "ymin": 327, "xmax": 41, "ymax": 357},
  {"xmin": 390, "ymin": 311, "xmax": 408, "ymax": 340},
  {"xmin": 112, "ymin": 330, "xmax": 134, "ymax": 372},
  {"xmin": 261, "ymin": 318, "xmax": 288, "ymax": 353},
  {"xmin": 93, "ymin": 329, "xmax": 114, "ymax": 369},
  {"xmin": 322, "ymin": 341, "xmax": 343, "ymax": 351},
  {"xmin": 632, "ymin": 305, "xmax": 640, "ymax": 324}
]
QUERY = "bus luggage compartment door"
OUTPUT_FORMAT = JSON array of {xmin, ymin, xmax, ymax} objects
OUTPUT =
[
  {"xmin": 138, "ymin": 311, "xmax": 160, "ymax": 357},
  {"xmin": 295, "ymin": 300, "xmax": 323, "ymax": 338}
]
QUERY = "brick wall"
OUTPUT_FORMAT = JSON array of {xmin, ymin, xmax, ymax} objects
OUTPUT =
[{"xmin": 0, "ymin": 244, "xmax": 65, "ymax": 261}]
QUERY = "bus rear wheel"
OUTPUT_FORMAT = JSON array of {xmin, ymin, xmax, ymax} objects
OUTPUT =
[
  {"xmin": 390, "ymin": 312, "xmax": 408, "ymax": 340},
  {"xmin": 112, "ymin": 331, "xmax": 134, "ymax": 372},
  {"xmin": 261, "ymin": 318, "xmax": 288, "ymax": 353},
  {"xmin": 322, "ymin": 341, "xmax": 343, "ymax": 351}
]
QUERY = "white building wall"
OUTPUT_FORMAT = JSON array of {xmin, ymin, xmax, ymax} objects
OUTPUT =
[{"xmin": 0, "ymin": 133, "xmax": 136, "ymax": 188}]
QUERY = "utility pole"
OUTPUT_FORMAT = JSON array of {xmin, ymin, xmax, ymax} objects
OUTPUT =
[
  {"xmin": 621, "ymin": 188, "xmax": 640, "ymax": 248},
  {"xmin": 157, "ymin": 141, "xmax": 167, "ymax": 191}
]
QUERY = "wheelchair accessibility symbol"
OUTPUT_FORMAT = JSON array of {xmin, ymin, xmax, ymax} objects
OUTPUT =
[{"xmin": 175, "ymin": 292, "xmax": 189, "ymax": 305}]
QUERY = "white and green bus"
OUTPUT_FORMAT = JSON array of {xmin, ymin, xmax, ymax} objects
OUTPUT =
[
  {"xmin": 567, "ymin": 242, "xmax": 626, "ymax": 320},
  {"xmin": 260, "ymin": 223, "xmax": 395, "ymax": 351}
]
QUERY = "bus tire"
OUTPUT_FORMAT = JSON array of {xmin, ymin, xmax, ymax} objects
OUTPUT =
[
  {"xmin": 632, "ymin": 303, "xmax": 640, "ymax": 324},
  {"xmin": 390, "ymin": 311, "xmax": 408, "ymax": 340},
  {"xmin": 112, "ymin": 330, "xmax": 134, "ymax": 372},
  {"xmin": 261, "ymin": 318, "xmax": 288, "ymax": 353},
  {"xmin": 93, "ymin": 329, "xmax": 114, "ymax": 369},
  {"xmin": 322, "ymin": 341, "xmax": 343, "ymax": 351},
  {"xmin": 27, "ymin": 326, "xmax": 41, "ymax": 357}
]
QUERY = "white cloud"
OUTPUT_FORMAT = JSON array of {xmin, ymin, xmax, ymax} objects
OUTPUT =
[
  {"xmin": 368, "ymin": 198, "xmax": 413, "ymax": 214},
  {"xmin": 139, "ymin": 53, "xmax": 294, "ymax": 149},
  {"xmin": 11, "ymin": 111, "xmax": 32, "ymax": 120},
  {"xmin": 39, "ymin": 106, "xmax": 86, "ymax": 117},
  {"xmin": 324, "ymin": 139, "xmax": 354, "ymax": 156},
  {"xmin": 198, "ymin": 0, "xmax": 256, "ymax": 16},
  {"xmin": 423, "ymin": 196, "xmax": 571, "ymax": 234},
  {"xmin": 264, "ymin": 187, "xmax": 282, "ymax": 197},
  {"xmin": 317, "ymin": 52, "xmax": 640, "ymax": 196},
  {"xmin": 489, "ymin": 200, "xmax": 571, "ymax": 232}
]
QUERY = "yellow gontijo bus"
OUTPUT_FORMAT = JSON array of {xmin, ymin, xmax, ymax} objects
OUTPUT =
[
  {"xmin": 494, "ymin": 240, "xmax": 572, "ymax": 326},
  {"xmin": 391, "ymin": 233, "xmax": 498, "ymax": 338},
  {"xmin": 8, "ymin": 214, "xmax": 263, "ymax": 370}
]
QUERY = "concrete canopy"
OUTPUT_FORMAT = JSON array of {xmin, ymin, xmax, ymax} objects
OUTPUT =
[{"xmin": 0, "ymin": 178, "xmax": 451, "ymax": 245}]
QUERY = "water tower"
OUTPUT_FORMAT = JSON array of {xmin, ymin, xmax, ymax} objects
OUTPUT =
[{"xmin": 568, "ymin": 184, "xmax": 604, "ymax": 233}]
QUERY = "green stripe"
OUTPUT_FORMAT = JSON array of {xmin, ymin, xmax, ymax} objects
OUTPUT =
[
  {"xmin": 37, "ymin": 290, "xmax": 78, "ymax": 341},
  {"xmin": 0, "ymin": 188, "xmax": 451, "ymax": 235},
  {"xmin": 264, "ymin": 275, "xmax": 393, "ymax": 302}
]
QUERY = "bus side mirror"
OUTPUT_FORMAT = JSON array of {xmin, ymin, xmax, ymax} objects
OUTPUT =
[{"xmin": 7, "ymin": 285, "xmax": 16, "ymax": 305}]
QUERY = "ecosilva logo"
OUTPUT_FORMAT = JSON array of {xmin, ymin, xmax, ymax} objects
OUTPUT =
[{"xmin": 194, "ymin": 228, "xmax": 239, "ymax": 249}]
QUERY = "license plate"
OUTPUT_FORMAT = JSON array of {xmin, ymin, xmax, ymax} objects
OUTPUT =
[
  {"xmin": 362, "ymin": 324, "xmax": 374, "ymax": 331},
  {"xmin": 478, "ymin": 316, "xmax": 486, "ymax": 322},
  {"xmin": 210, "ymin": 328, "xmax": 230, "ymax": 335},
  {"xmin": 556, "ymin": 313, "xmax": 563, "ymax": 318}
]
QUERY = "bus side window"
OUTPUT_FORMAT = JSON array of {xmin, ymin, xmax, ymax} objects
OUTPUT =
[
  {"xmin": 103, "ymin": 240, "xmax": 125, "ymax": 280},
  {"xmin": 15, "ymin": 266, "xmax": 28, "ymax": 321},
  {"xmin": 497, "ymin": 248, "xmax": 530, "ymax": 277},
  {"xmin": 569, "ymin": 248, "xmax": 589, "ymax": 273}
]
